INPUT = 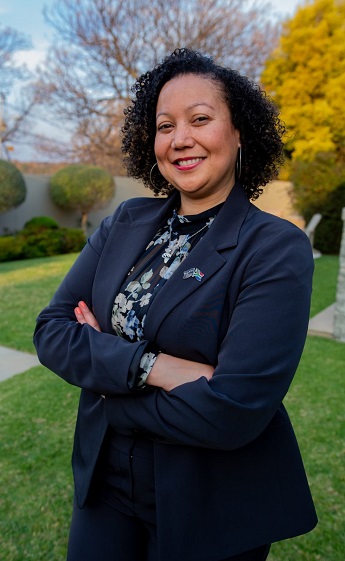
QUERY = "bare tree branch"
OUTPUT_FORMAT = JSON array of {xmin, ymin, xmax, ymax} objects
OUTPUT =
[
  {"xmin": 35, "ymin": 0, "xmax": 279, "ymax": 171},
  {"xmin": 0, "ymin": 25, "xmax": 32, "ymax": 92},
  {"xmin": 0, "ymin": 26, "xmax": 38, "ymax": 159}
]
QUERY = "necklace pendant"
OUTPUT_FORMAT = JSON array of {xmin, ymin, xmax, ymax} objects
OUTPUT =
[
  {"xmin": 162, "ymin": 249, "xmax": 172, "ymax": 262},
  {"xmin": 162, "ymin": 241, "xmax": 176, "ymax": 262}
]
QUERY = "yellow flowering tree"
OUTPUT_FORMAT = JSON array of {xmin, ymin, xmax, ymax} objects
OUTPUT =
[{"xmin": 261, "ymin": 0, "xmax": 345, "ymax": 163}]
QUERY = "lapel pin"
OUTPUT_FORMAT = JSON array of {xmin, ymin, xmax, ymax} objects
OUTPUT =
[{"xmin": 183, "ymin": 268, "xmax": 205, "ymax": 281}]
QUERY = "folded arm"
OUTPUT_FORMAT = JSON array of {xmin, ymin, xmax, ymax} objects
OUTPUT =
[
  {"xmin": 74, "ymin": 300, "xmax": 214, "ymax": 391},
  {"xmin": 103, "ymin": 228, "xmax": 314, "ymax": 450},
  {"xmin": 34, "ymin": 207, "xmax": 214, "ymax": 396}
]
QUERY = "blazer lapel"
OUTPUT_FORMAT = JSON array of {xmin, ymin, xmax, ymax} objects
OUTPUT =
[
  {"xmin": 92, "ymin": 194, "xmax": 178, "ymax": 331},
  {"xmin": 93, "ymin": 182, "xmax": 250, "ymax": 335},
  {"xmin": 144, "ymin": 182, "xmax": 251, "ymax": 341}
]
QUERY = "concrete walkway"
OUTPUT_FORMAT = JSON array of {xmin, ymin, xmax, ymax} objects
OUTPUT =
[
  {"xmin": 0, "ymin": 346, "xmax": 40, "ymax": 382},
  {"xmin": 308, "ymin": 303, "xmax": 335, "ymax": 339},
  {"xmin": 0, "ymin": 304, "xmax": 336, "ymax": 383}
]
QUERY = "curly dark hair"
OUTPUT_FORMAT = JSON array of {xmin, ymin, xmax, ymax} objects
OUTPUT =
[{"xmin": 121, "ymin": 48, "xmax": 285, "ymax": 200}]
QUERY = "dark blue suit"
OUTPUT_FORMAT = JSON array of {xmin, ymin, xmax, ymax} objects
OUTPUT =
[{"xmin": 34, "ymin": 183, "xmax": 317, "ymax": 561}]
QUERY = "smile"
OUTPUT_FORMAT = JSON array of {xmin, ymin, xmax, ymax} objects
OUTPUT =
[
  {"xmin": 173, "ymin": 157, "xmax": 205, "ymax": 169},
  {"xmin": 175, "ymin": 158, "xmax": 204, "ymax": 166}
]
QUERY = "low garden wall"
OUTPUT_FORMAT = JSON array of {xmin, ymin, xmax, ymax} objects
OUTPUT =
[
  {"xmin": 0, "ymin": 174, "xmax": 155, "ymax": 236},
  {"xmin": 0, "ymin": 175, "xmax": 300, "ymax": 236}
]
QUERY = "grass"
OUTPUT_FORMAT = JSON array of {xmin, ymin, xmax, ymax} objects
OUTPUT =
[
  {"xmin": 0, "ymin": 368, "xmax": 79, "ymax": 560},
  {"xmin": 0, "ymin": 253, "xmax": 78, "ymax": 353},
  {"xmin": 310, "ymin": 254, "xmax": 339, "ymax": 318},
  {"xmin": 270, "ymin": 336, "xmax": 345, "ymax": 561},
  {"xmin": 0, "ymin": 252, "xmax": 339, "ymax": 353},
  {"xmin": 0, "ymin": 253, "xmax": 344, "ymax": 560}
]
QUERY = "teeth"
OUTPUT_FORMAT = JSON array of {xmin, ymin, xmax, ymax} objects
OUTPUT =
[{"xmin": 177, "ymin": 158, "xmax": 203, "ymax": 166}]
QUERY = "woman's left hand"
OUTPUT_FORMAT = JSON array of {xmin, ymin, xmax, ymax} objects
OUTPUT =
[{"xmin": 74, "ymin": 301, "xmax": 101, "ymax": 332}]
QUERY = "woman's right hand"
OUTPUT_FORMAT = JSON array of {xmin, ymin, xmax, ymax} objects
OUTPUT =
[{"xmin": 147, "ymin": 353, "xmax": 214, "ymax": 392}]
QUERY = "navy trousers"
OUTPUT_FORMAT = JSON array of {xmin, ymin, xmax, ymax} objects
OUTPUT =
[{"xmin": 66, "ymin": 432, "xmax": 271, "ymax": 561}]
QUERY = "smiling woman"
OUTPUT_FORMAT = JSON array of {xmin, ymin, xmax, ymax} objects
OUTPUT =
[
  {"xmin": 154, "ymin": 74, "xmax": 241, "ymax": 214},
  {"xmin": 34, "ymin": 48, "xmax": 317, "ymax": 561},
  {"xmin": 122, "ymin": 49, "xmax": 285, "ymax": 203}
]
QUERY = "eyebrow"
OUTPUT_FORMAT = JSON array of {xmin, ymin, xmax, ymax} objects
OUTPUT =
[{"xmin": 156, "ymin": 102, "xmax": 216, "ymax": 120}]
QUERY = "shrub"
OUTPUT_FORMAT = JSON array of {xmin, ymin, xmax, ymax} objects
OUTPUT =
[
  {"xmin": 62, "ymin": 228, "xmax": 86, "ymax": 253},
  {"xmin": 291, "ymin": 153, "xmax": 345, "ymax": 218},
  {"xmin": 291, "ymin": 154, "xmax": 345, "ymax": 254},
  {"xmin": 0, "ymin": 160, "xmax": 27, "ymax": 213},
  {"xmin": 0, "ymin": 236, "xmax": 24, "ymax": 262},
  {"xmin": 313, "ymin": 182, "xmax": 345, "ymax": 255},
  {"xmin": 20, "ymin": 230, "xmax": 66, "ymax": 259},
  {"xmin": 24, "ymin": 216, "xmax": 60, "ymax": 232},
  {"xmin": 50, "ymin": 165, "xmax": 114, "ymax": 236},
  {"xmin": 20, "ymin": 228, "xmax": 86, "ymax": 259},
  {"xmin": 0, "ymin": 227, "xmax": 86, "ymax": 262}
]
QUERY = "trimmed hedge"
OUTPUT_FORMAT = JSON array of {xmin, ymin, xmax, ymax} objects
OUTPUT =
[
  {"xmin": 23, "ymin": 216, "xmax": 60, "ymax": 232},
  {"xmin": 0, "ymin": 236, "xmax": 24, "ymax": 262},
  {"xmin": 0, "ymin": 159, "xmax": 26, "ymax": 213},
  {"xmin": 50, "ymin": 164, "xmax": 114, "ymax": 235},
  {"xmin": 0, "ymin": 227, "xmax": 86, "ymax": 262}
]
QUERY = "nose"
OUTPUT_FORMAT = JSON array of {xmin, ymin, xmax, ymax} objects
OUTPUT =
[{"xmin": 171, "ymin": 123, "xmax": 195, "ymax": 150}]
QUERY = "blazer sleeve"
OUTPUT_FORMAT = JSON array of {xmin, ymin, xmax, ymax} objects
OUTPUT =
[
  {"xmin": 33, "ymin": 204, "xmax": 149, "ymax": 396},
  {"xmin": 104, "ymin": 226, "xmax": 314, "ymax": 450}
]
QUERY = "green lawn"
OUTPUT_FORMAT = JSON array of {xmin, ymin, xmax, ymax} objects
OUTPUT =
[
  {"xmin": 0, "ymin": 253, "xmax": 78, "ymax": 353},
  {"xmin": 309, "ymin": 254, "xmax": 339, "ymax": 318},
  {"xmin": 270, "ymin": 336, "xmax": 345, "ymax": 561},
  {"xmin": 0, "ymin": 254, "xmax": 344, "ymax": 560},
  {"xmin": 0, "ymin": 252, "xmax": 339, "ymax": 353},
  {"xmin": 0, "ymin": 368, "xmax": 79, "ymax": 561}
]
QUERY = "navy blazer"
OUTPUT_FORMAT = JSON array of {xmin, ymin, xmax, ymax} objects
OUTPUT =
[{"xmin": 34, "ymin": 183, "xmax": 317, "ymax": 561}]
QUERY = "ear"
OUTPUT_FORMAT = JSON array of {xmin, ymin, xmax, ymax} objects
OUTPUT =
[{"xmin": 236, "ymin": 128, "xmax": 241, "ymax": 146}]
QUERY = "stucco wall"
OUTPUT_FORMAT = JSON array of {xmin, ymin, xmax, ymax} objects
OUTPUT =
[
  {"xmin": 0, "ymin": 175, "xmax": 302, "ymax": 236},
  {"xmin": 253, "ymin": 180, "xmax": 304, "ymax": 228},
  {"xmin": 0, "ymin": 174, "xmax": 156, "ymax": 235}
]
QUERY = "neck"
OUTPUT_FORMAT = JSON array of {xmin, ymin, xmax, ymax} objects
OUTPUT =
[{"xmin": 178, "ymin": 184, "xmax": 235, "ymax": 215}]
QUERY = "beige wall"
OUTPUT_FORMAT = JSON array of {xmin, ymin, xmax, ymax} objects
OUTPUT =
[
  {"xmin": 253, "ymin": 180, "xmax": 304, "ymax": 229},
  {"xmin": 0, "ymin": 175, "xmax": 303, "ymax": 236},
  {"xmin": 0, "ymin": 174, "xmax": 156, "ymax": 236}
]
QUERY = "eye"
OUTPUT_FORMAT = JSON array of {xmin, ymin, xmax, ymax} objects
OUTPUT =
[
  {"xmin": 193, "ymin": 115, "xmax": 210, "ymax": 124},
  {"xmin": 157, "ymin": 122, "xmax": 173, "ymax": 132}
]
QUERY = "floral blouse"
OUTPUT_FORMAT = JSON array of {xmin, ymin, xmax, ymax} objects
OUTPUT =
[{"xmin": 111, "ymin": 203, "xmax": 223, "ymax": 388}]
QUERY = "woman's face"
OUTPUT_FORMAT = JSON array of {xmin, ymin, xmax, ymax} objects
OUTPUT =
[{"xmin": 154, "ymin": 73, "xmax": 240, "ymax": 213}]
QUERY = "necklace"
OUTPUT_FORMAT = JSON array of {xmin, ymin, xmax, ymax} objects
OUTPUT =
[{"xmin": 162, "ymin": 222, "xmax": 209, "ymax": 264}]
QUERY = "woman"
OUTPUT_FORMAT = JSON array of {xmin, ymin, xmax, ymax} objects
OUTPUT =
[{"xmin": 34, "ymin": 48, "xmax": 317, "ymax": 561}]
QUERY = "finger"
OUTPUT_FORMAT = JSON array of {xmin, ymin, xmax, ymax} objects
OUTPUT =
[
  {"xmin": 78, "ymin": 301, "xmax": 101, "ymax": 331},
  {"xmin": 74, "ymin": 307, "xmax": 87, "ymax": 324}
]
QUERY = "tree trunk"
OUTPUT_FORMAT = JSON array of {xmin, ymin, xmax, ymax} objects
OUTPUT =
[{"xmin": 81, "ymin": 211, "xmax": 88, "ymax": 238}]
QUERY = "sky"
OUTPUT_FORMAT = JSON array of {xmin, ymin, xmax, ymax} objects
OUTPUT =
[{"xmin": 0, "ymin": 0, "xmax": 304, "ymax": 161}]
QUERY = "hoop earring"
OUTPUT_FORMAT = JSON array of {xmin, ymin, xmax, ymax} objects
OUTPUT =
[
  {"xmin": 236, "ymin": 146, "xmax": 242, "ymax": 180},
  {"xmin": 149, "ymin": 162, "xmax": 172, "ymax": 192},
  {"xmin": 149, "ymin": 163, "xmax": 158, "ymax": 189}
]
